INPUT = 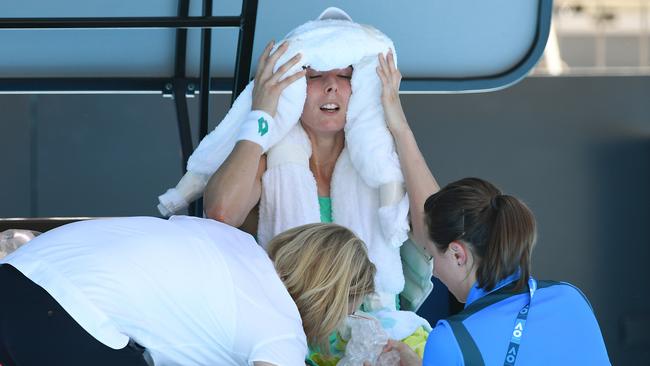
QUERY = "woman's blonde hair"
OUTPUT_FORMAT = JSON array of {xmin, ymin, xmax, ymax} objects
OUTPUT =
[{"xmin": 267, "ymin": 223, "xmax": 375, "ymax": 353}]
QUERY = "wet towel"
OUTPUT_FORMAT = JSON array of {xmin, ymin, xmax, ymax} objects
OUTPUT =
[
  {"xmin": 157, "ymin": 8, "xmax": 430, "ymax": 334},
  {"xmin": 159, "ymin": 6, "xmax": 407, "ymax": 294}
]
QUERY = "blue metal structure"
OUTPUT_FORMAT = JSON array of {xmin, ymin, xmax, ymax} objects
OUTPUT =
[{"xmin": 0, "ymin": 0, "xmax": 553, "ymax": 214}]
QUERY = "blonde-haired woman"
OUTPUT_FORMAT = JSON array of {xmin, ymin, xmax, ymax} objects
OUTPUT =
[
  {"xmin": 0, "ymin": 216, "xmax": 375, "ymax": 366},
  {"xmin": 268, "ymin": 223, "xmax": 375, "ymax": 354}
]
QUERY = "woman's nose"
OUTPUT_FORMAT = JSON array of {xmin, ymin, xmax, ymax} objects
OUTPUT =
[{"xmin": 323, "ymin": 75, "xmax": 339, "ymax": 94}]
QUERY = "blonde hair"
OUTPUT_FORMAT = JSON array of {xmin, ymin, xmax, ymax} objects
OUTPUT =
[{"xmin": 267, "ymin": 223, "xmax": 375, "ymax": 353}]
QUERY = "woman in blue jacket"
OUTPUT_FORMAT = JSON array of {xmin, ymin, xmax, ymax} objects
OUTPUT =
[
  {"xmin": 411, "ymin": 178, "xmax": 610, "ymax": 365},
  {"xmin": 376, "ymin": 50, "xmax": 610, "ymax": 365}
]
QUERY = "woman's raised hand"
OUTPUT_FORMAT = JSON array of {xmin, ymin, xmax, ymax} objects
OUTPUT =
[
  {"xmin": 377, "ymin": 50, "xmax": 409, "ymax": 135},
  {"xmin": 252, "ymin": 41, "xmax": 306, "ymax": 117}
]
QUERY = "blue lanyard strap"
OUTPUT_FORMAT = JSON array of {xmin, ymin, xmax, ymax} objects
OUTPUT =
[{"xmin": 503, "ymin": 277, "xmax": 537, "ymax": 366}]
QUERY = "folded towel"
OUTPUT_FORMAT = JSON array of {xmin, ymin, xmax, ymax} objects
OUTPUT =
[{"xmin": 400, "ymin": 238, "xmax": 435, "ymax": 312}]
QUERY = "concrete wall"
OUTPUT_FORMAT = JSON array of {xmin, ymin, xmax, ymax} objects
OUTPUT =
[
  {"xmin": 405, "ymin": 76, "xmax": 650, "ymax": 365},
  {"xmin": 1, "ymin": 76, "xmax": 649, "ymax": 363}
]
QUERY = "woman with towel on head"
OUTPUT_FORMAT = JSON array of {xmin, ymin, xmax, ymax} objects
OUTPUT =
[{"xmin": 157, "ymin": 7, "xmax": 437, "ymax": 363}]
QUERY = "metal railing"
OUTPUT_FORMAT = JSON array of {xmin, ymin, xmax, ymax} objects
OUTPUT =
[{"xmin": 0, "ymin": 0, "xmax": 260, "ymax": 216}]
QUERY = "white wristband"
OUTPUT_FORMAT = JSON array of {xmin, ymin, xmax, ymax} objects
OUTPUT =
[{"xmin": 236, "ymin": 110, "xmax": 275, "ymax": 152}]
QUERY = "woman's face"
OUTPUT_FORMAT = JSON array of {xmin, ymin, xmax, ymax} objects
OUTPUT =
[{"xmin": 300, "ymin": 66, "xmax": 353, "ymax": 135}]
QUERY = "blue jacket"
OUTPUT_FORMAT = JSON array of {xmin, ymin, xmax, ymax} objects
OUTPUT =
[{"xmin": 423, "ymin": 272, "xmax": 610, "ymax": 365}]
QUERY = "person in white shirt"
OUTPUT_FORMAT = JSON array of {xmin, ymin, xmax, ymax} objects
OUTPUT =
[{"xmin": 0, "ymin": 216, "xmax": 375, "ymax": 366}]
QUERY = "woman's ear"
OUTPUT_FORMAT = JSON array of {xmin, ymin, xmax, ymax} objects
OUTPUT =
[{"xmin": 449, "ymin": 241, "xmax": 469, "ymax": 267}]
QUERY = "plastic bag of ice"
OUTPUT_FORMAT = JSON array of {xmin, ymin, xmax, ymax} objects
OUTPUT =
[{"xmin": 338, "ymin": 314, "xmax": 400, "ymax": 366}]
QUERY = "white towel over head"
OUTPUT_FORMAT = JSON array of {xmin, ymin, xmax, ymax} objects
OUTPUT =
[{"xmin": 158, "ymin": 7, "xmax": 429, "ymax": 336}]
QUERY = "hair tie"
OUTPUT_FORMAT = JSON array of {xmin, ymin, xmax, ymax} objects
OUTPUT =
[{"xmin": 490, "ymin": 195, "xmax": 500, "ymax": 210}]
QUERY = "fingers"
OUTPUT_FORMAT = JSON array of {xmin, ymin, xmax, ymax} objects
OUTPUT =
[
  {"xmin": 378, "ymin": 50, "xmax": 398, "ymax": 75},
  {"xmin": 376, "ymin": 69, "xmax": 388, "ymax": 87},
  {"xmin": 386, "ymin": 339, "xmax": 410, "ymax": 354},
  {"xmin": 256, "ymin": 41, "xmax": 304, "ymax": 90},
  {"xmin": 388, "ymin": 50, "xmax": 402, "ymax": 82},
  {"xmin": 384, "ymin": 339, "xmax": 397, "ymax": 351},
  {"xmin": 255, "ymin": 40, "xmax": 275, "ymax": 79},
  {"xmin": 377, "ymin": 53, "xmax": 394, "ymax": 88},
  {"xmin": 379, "ymin": 51, "xmax": 392, "ymax": 71},
  {"xmin": 377, "ymin": 51, "xmax": 401, "ymax": 90},
  {"xmin": 270, "ymin": 52, "xmax": 303, "ymax": 83},
  {"xmin": 278, "ymin": 68, "xmax": 306, "ymax": 89},
  {"xmin": 377, "ymin": 53, "xmax": 389, "ymax": 83},
  {"xmin": 377, "ymin": 53, "xmax": 393, "ymax": 77},
  {"xmin": 386, "ymin": 49, "xmax": 397, "ymax": 72},
  {"xmin": 376, "ymin": 65, "xmax": 388, "ymax": 84},
  {"xmin": 261, "ymin": 42, "xmax": 289, "ymax": 79}
]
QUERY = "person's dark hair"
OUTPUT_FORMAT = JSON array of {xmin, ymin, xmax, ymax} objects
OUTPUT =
[{"xmin": 423, "ymin": 177, "xmax": 536, "ymax": 291}]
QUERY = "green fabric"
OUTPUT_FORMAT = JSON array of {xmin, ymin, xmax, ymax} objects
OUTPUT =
[
  {"xmin": 306, "ymin": 332, "xmax": 345, "ymax": 365},
  {"xmin": 318, "ymin": 196, "xmax": 333, "ymax": 223},
  {"xmin": 402, "ymin": 326, "xmax": 430, "ymax": 358}
]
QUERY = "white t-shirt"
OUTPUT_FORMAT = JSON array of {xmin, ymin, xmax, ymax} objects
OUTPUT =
[{"xmin": 1, "ymin": 216, "xmax": 307, "ymax": 366}]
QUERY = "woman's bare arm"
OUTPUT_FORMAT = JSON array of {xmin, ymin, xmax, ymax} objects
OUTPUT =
[
  {"xmin": 377, "ymin": 51, "xmax": 439, "ymax": 247},
  {"xmin": 204, "ymin": 40, "xmax": 304, "ymax": 226},
  {"xmin": 204, "ymin": 142, "xmax": 266, "ymax": 226}
]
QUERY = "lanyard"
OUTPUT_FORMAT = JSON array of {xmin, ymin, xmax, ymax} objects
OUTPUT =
[{"xmin": 503, "ymin": 277, "xmax": 537, "ymax": 366}]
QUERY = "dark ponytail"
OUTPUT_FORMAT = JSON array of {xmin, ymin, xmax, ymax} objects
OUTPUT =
[{"xmin": 424, "ymin": 178, "xmax": 536, "ymax": 291}]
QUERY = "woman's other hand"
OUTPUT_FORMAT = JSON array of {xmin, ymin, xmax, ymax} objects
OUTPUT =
[
  {"xmin": 363, "ymin": 340, "xmax": 423, "ymax": 366},
  {"xmin": 252, "ymin": 41, "xmax": 306, "ymax": 117},
  {"xmin": 385, "ymin": 340, "xmax": 423, "ymax": 366},
  {"xmin": 377, "ymin": 51, "xmax": 409, "ymax": 136}
]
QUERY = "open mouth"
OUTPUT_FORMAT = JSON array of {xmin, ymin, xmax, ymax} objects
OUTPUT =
[{"xmin": 320, "ymin": 103, "xmax": 340, "ymax": 112}]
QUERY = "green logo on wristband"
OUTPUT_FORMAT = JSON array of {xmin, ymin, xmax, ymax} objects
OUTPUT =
[{"xmin": 258, "ymin": 117, "xmax": 269, "ymax": 136}]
